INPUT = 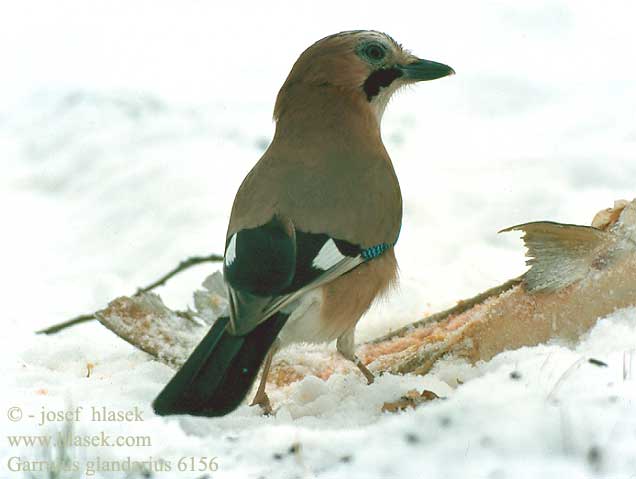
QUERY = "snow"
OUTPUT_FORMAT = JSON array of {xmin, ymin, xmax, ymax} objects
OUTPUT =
[{"xmin": 2, "ymin": 1, "xmax": 636, "ymax": 478}]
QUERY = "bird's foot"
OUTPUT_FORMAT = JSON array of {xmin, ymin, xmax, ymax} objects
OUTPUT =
[
  {"xmin": 250, "ymin": 391, "xmax": 273, "ymax": 415},
  {"xmin": 354, "ymin": 357, "xmax": 375, "ymax": 385}
]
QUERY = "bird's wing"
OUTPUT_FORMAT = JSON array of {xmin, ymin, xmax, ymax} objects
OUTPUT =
[{"xmin": 223, "ymin": 216, "xmax": 365, "ymax": 335}]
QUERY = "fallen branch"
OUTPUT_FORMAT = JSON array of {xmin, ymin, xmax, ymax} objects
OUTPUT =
[
  {"xmin": 370, "ymin": 276, "xmax": 522, "ymax": 344},
  {"xmin": 36, "ymin": 253, "xmax": 223, "ymax": 335},
  {"xmin": 94, "ymin": 199, "xmax": 636, "ymax": 395}
]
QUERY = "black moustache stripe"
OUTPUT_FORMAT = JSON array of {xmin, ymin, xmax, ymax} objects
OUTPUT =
[{"xmin": 363, "ymin": 68, "xmax": 403, "ymax": 101}]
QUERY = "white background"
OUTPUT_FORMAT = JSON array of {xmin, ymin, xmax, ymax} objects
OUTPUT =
[{"xmin": 1, "ymin": 1, "xmax": 635, "ymax": 478}]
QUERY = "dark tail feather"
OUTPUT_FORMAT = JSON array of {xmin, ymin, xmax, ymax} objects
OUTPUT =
[{"xmin": 153, "ymin": 313, "xmax": 288, "ymax": 417}]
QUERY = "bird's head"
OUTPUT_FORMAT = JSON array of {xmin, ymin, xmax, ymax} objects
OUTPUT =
[{"xmin": 274, "ymin": 30, "xmax": 454, "ymax": 123}]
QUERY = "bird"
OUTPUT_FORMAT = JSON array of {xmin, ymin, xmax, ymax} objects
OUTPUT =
[{"xmin": 153, "ymin": 30, "xmax": 454, "ymax": 417}]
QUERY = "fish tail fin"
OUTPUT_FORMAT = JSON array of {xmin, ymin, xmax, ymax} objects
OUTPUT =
[{"xmin": 500, "ymin": 221, "xmax": 612, "ymax": 293}]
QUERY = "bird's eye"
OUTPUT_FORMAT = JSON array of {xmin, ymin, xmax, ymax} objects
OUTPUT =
[{"xmin": 362, "ymin": 43, "xmax": 386, "ymax": 62}]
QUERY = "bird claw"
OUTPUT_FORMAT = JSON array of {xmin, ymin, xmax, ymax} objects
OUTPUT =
[
  {"xmin": 355, "ymin": 359, "xmax": 375, "ymax": 385},
  {"xmin": 250, "ymin": 392, "xmax": 273, "ymax": 415}
]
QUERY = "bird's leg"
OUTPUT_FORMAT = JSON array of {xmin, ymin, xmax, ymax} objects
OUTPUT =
[
  {"xmin": 250, "ymin": 342, "xmax": 278, "ymax": 414},
  {"xmin": 336, "ymin": 328, "xmax": 374, "ymax": 384},
  {"xmin": 353, "ymin": 356, "xmax": 375, "ymax": 384}
]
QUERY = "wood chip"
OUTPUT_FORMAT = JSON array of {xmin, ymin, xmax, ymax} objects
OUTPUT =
[{"xmin": 382, "ymin": 389, "xmax": 439, "ymax": 412}]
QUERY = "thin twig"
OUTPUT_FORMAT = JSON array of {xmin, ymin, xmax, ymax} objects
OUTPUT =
[
  {"xmin": 36, "ymin": 253, "xmax": 223, "ymax": 335},
  {"xmin": 134, "ymin": 253, "xmax": 223, "ymax": 294},
  {"xmin": 36, "ymin": 313, "xmax": 96, "ymax": 335}
]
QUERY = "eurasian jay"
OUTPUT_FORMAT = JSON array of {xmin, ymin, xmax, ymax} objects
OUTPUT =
[{"xmin": 153, "ymin": 30, "xmax": 454, "ymax": 417}]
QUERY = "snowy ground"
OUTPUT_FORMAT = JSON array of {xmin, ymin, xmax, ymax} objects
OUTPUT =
[{"xmin": 2, "ymin": 1, "xmax": 636, "ymax": 478}]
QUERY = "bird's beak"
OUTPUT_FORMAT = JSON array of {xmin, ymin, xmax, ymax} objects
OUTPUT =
[{"xmin": 398, "ymin": 58, "xmax": 455, "ymax": 81}]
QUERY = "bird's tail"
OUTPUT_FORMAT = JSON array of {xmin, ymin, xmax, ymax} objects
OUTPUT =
[{"xmin": 152, "ymin": 313, "xmax": 288, "ymax": 417}]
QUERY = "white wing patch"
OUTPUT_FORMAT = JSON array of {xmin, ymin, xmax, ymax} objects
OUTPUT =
[
  {"xmin": 312, "ymin": 239, "xmax": 346, "ymax": 271},
  {"xmin": 224, "ymin": 234, "xmax": 237, "ymax": 267}
]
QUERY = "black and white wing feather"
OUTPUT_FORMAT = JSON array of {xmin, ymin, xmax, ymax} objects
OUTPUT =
[{"xmin": 223, "ymin": 216, "xmax": 365, "ymax": 335}]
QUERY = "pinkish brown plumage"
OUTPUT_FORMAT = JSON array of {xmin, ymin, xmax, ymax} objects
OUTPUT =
[{"xmin": 152, "ymin": 31, "xmax": 454, "ymax": 416}]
